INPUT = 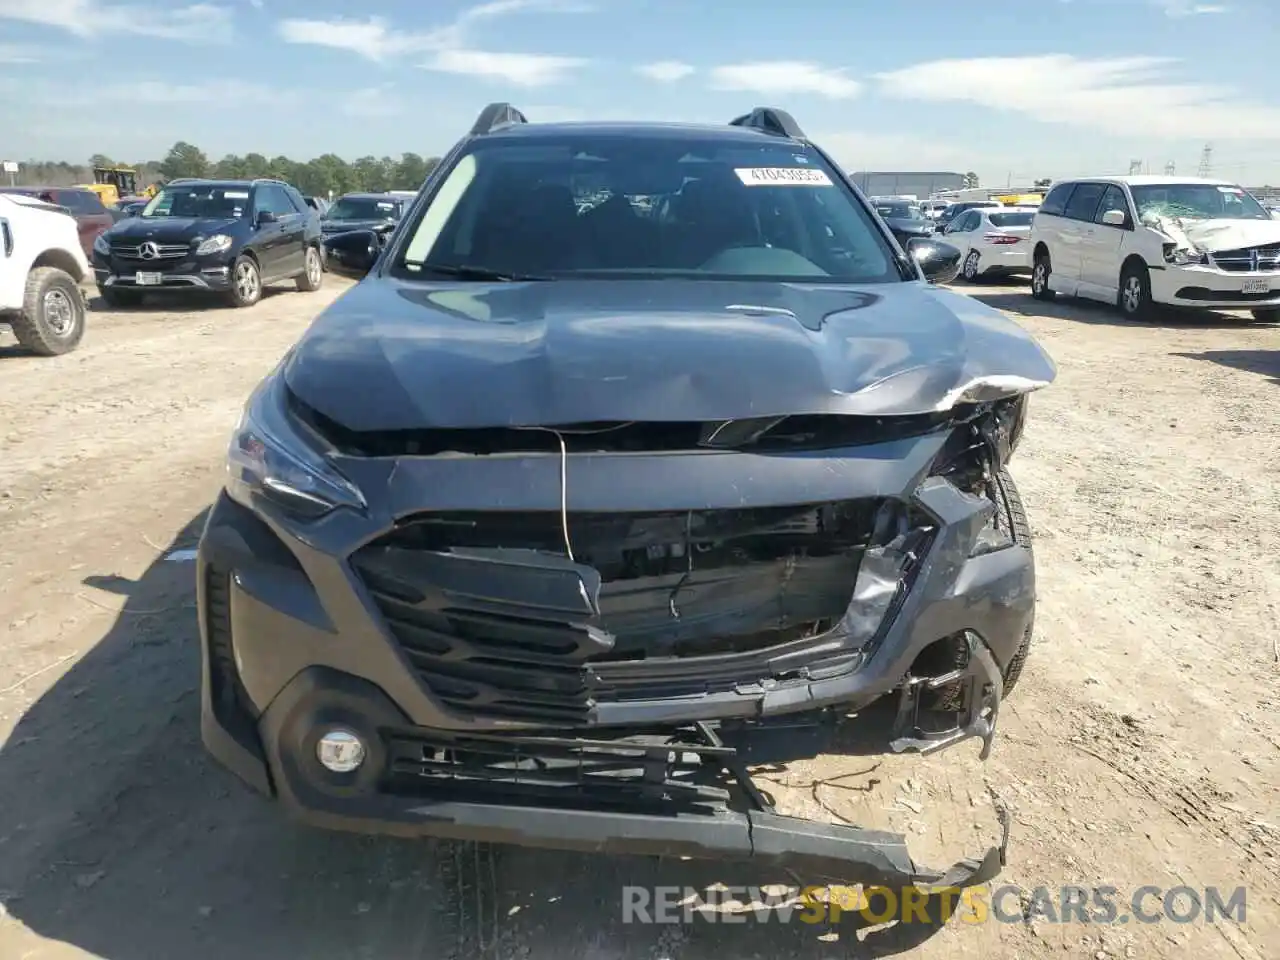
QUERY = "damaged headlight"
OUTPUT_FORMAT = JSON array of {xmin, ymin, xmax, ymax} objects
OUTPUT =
[
  {"xmin": 225, "ymin": 373, "xmax": 366, "ymax": 519},
  {"xmin": 928, "ymin": 396, "xmax": 1029, "ymax": 556},
  {"xmin": 843, "ymin": 503, "xmax": 933, "ymax": 645},
  {"xmin": 1163, "ymin": 242, "xmax": 1208, "ymax": 266}
]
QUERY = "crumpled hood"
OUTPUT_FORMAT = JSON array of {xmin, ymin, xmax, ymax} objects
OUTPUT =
[
  {"xmin": 1144, "ymin": 214, "xmax": 1280, "ymax": 253},
  {"xmin": 107, "ymin": 216, "xmax": 238, "ymax": 243},
  {"xmin": 283, "ymin": 278, "xmax": 1056, "ymax": 432}
]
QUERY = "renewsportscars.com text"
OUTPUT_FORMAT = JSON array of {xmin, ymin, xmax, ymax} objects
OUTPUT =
[{"xmin": 621, "ymin": 884, "xmax": 1247, "ymax": 926}]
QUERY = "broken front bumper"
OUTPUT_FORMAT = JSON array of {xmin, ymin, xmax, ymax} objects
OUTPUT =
[
  {"xmin": 204, "ymin": 663, "xmax": 1007, "ymax": 889},
  {"xmin": 197, "ymin": 429, "xmax": 1030, "ymax": 882}
]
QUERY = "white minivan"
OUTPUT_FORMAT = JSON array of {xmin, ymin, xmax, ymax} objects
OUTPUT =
[{"xmin": 1028, "ymin": 175, "xmax": 1280, "ymax": 321}]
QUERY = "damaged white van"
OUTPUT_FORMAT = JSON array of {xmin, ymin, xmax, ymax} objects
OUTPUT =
[{"xmin": 1028, "ymin": 176, "xmax": 1280, "ymax": 322}]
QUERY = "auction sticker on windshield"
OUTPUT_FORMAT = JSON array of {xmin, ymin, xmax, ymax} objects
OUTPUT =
[{"xmin": 736, "ymin": 167, "xmax": 832, "ymax": 186}]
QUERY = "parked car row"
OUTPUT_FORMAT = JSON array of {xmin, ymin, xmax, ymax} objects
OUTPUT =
[
  {"xmin": 906, "ymin": 175, "xmax": 1280, "ymax": 323},
  {"xmin": 0, "ymin": 185, "xmax": 113, "ymax": 257}
]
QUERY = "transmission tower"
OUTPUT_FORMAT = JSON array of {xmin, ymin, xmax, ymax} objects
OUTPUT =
[
  {"xmin": 1197, "ymin": 143, "xmax": 1213, "ymax": 178},
  {"xmin": 1128, "ymin": 159, "xmax": 1143, "ymax": 175},
  {"xmin": 1164, "ymin": 160, "xmax": 1176, "ymax": 175}
]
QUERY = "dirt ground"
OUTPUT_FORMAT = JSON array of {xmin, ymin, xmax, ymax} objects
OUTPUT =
[{"xmin": 0, "ymin": 276, "xmax": 1276, "ymax": 960}]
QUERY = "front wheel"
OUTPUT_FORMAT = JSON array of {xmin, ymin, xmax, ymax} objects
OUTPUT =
[
  {"xmin": 1030, "ymin": 252, "xmax": 1055, "ymax": 300},
  {"xmin": 991, "ymin": 468, "xmax": 1035, "ymax": 696},
  {"xmin": 12, "ymin": 267, "xmax": 86, "ymax": 356},
  {"xmin": 296, "ymin": 246, "xmax": 323, "ymax": 292},
  {"xmin": 1118, "ymin": 262, "xmax": 1157, "ymax": 321},
  {"xmin": 226, "ymin": 255, "xmax": 262, "ymax": 308}
]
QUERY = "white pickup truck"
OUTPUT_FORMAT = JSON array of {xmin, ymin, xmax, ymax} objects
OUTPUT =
[{"xmin": 0, "ymin": 193, "xmax": 90, "ymax": 356}]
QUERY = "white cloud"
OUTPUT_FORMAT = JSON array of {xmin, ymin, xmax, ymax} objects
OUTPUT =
[
  {"xmin": 1153, "ymin": 0, "xmax": 1228, "ymax": 14},
  {"xmin": 0, "ymin": 0, "xmax": 232, "ymax": 41},
  {"xmin": 876, "ymin": 55, "xmax": 1280, "ymax": 140},
  {"xmin": 275, "ymin": 16, "xmax": 422, "ymax": 60},
  {"xmin": 425, "ymin": 49, "xmax": 585, "ymax": 86},
  {"xmin": 709, "ymin": 61, "xmax": 861, "ymax": 100},
  {"xmin": 277, "ymin": 0, "xmax": 590, "ymax": 84},
  {"xmin": 636, "ymin": 60, "xmax": 694, "ymax": 82}
]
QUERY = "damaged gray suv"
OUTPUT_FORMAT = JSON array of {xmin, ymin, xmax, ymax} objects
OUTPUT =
[{"xmin": 197, "ymin": 104, "xmax": 1056, "ymax": 892}]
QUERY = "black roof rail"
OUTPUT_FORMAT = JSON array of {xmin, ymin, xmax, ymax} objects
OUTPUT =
[
  {"xmin": 470, "ymin": 102, "xmax": 528, "ymax": 136},
  {"xmin": 729, "ymin": 107, "xmax": 806, "ymax": 140}
]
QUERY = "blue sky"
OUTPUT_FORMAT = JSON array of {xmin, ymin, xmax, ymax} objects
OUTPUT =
[{"xmin": 2, "ymin": 0, "xmax": 1278, "ymax": 184}]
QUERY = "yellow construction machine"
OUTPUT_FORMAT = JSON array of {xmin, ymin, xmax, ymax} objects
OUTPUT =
[{"xmin": 77, "ymin": 166, "xmax": 161, "ymax": 206}]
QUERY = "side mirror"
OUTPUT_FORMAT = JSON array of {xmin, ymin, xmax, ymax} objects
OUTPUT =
[
  {"xmin": 256, "ymin": 210, "xmax": 277, "ymax": 226},
  {"xmin": 1100, "ymin": 208, "xmax": 1127, "ymax": 227},
  {"xmin": 323, "ymin": 228, "xmax": 379, "ymax": 277},
  {"xmin": 906, "ymin": 237, "xmax": 962, "ymax": 284}
]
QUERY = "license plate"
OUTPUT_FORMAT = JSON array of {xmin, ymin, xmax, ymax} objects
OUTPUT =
[
  {"xmin": 135, "ymin": 271, "xmax": 162, "ymax": 286},
  {"xmin": 1242, "ymin": 278, "xmax": 1270, "ymax": 294}
]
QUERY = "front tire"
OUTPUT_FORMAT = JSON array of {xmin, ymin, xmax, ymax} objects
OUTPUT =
[
  {"xmin": 12, "ymin": 267, "xmax": 86, "ymax": 356},
  {"xmin": 1031, "ymin": 252, "xmax": 1055, "ymax": 300},
  {"xmin": 991, "ymin": 468, "xmax": 1035, "ymax": 696},
  {"xmin": 1118, "ymin": 261, "xmax": 1157, "ymax": 321},
  {"xmin": 961, "ymin": 249, "xmax": 981, "ymax": 282},
  {"xmin": 226, "ymin": 255, "xmax": 262, "ymax": 308},
  {"xmin": 296, "ymin": 245, "xmax": 323, "ymax": 292}
]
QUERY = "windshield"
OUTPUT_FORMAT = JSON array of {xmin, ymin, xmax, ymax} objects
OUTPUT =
[
  {"xmin": 1132, "ymin": 183, "xmax": 1268, "ymax": 222},
  {"xmin": 392, "ymin": 133, "xmax": 899, "ymax": 283},
  {"xmin": 989, "ymin": 211, "xmax": 1035, "ymax": 227},
  {"xmin": 325, "ymin": 196, "xmax": 403, "ymax": 221},
  {"xmin": 874, "ymin": 201, "xmax": 923, "ymax": 219},
  {"xmin": 142, "ymin": 185, "xmax": 248, "ymax": 219}
]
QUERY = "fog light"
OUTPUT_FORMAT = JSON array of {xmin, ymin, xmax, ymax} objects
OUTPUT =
[{"xmin": 316, "ymin": 728, "xmax": 366, "ymax": 773}]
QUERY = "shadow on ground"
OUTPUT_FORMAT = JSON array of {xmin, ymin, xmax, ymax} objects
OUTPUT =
[
  {"xmin": 965, "ymin": 287, "xmax": 1280, "ymax": 330},
  {"xmin": 1, "ymin": 514, "xmax": 967, "ymax": 959},
  {"xmin": 1171, "ymin": 349, "xmax": 1280, "ymax": 385},
  {"xmin": 86, "ymin": 287, "xmax": 296, "ymax": 313}
]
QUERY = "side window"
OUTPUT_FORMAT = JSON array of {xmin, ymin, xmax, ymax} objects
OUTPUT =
[
  {"xmin": 1094, "ymin": 185, "xmax": 1130, "ymax": 226},
  {"xmin": 257, "ymin": 185, "xmax": 296, "ymax": 217},
  {"xmin": 1064, "ymin": 182, "xmax": 1106, "ymax": 222},
  {"xmin": 80, "ymin": 191, "xmax": 107, "ymax": 214},
  {"xmin": 283, "ymin": 186, "xmax": 307, "ymax": 213},
  {"xmin": 1039, "ymin": 183, "xmax": 1073, "ymax": 217},
  {"xmin": 954, "ymin": 211, "xmax": 977, "ymax": 232},
  {"xmin": 58, "ymin": 191, "xmax": 85, "ymax": 213}
]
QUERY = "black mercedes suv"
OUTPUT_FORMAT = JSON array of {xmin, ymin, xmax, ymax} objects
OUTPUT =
[
  {"xmin": 197, "ymin": 104, "xmax": 1056, "ymax": 891},
  {"xmin": 320, "ymin": 192, "xmax": 410, "ymax": 238},
  {"xmin": 91, "ymin": 178, "xmax": 323, "ymax": 308}
]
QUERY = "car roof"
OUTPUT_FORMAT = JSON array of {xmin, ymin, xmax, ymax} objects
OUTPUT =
[
  {"xmin": 0, "ymin": 185, "xmax": 85, "ymax": 194},
  {"xmin": 1054, "ymin": 175, "xmax": 1237, "ymax": 188},
  {"xmin": 478, "ymin": 120, "xmax": 806, "ymax": 146},
  {"xmin": 337, "ymin": 192, "xmax": 405, "ymax": 200}
]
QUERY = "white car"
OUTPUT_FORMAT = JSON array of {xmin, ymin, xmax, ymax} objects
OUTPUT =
[
  {"xmin": 0, "ymin": 193, "xmax": 90, "ymax": 355},
  {"xmin": 1029, "ymin": 175, "xmax": 1280, "ymax": 321},
  {"xmin": 920, "ymin": 199, "xmax": 951, "ymax": 220},
  {"xmin": 942, "ymin": 207, "xmax": 1037, "ymax": 281}
]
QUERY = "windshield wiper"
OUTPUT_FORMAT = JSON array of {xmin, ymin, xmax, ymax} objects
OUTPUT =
[{"xmin": 414, "ymin": 262, "xmax": 553, "ymax": 282}]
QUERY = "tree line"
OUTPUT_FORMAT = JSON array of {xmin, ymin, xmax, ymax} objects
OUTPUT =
[{"xmin": 12, "ymin": 142, "xmax": 442, "ymax": 198}]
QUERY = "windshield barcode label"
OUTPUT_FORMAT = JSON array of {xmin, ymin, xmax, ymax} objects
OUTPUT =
[{"xmin": 735, "ymin": 167, "xmax": 832, "ymax": 186}]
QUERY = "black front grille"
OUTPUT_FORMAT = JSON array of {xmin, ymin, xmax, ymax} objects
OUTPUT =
[
  {"xmin": 353, "ymin": 502, "xmax": 881, "ymax": 723},
  {"xmin": 111, "ymin": 242, "xmax": 190, "ymax": 260},
  {"xmin": 1212, "ymin": 242, "xmax": 1280, "ymax": 273},
  {"xmin": 383, "ymin": 728, "xmax": 735, "ymax": 813}
]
